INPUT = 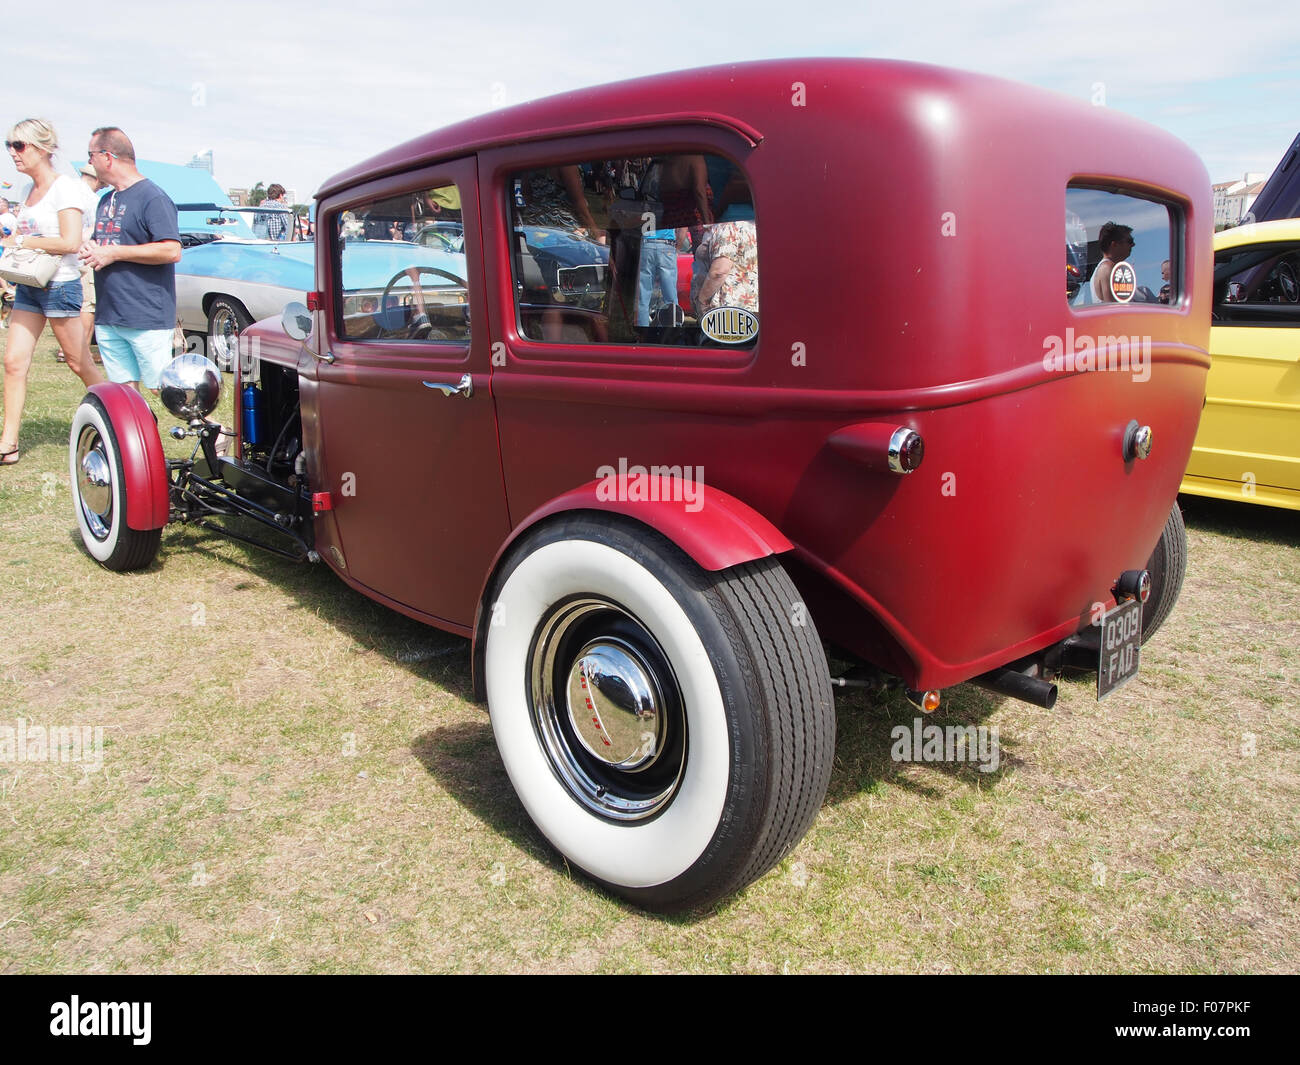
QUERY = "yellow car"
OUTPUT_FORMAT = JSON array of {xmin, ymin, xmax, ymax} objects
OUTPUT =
[{"xmin": 1181, "ymin": 218, "xmax": 1300, "ymax": 509}]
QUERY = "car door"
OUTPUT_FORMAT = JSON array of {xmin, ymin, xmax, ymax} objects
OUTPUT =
[
  {"xmin": 1198, "ymin": 239, "xmax": 1300, "ymax": 498},
  {"xmin": 312, "ymin": 158, "xmax": 508, "ymax": 631}
]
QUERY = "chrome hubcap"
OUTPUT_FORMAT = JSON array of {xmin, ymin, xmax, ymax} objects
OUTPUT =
[
  {"xmin": 565, "ymin": 639, "xmax": 665, "ymax": 770},
  {"xmin": 211, "ymin": 309, "xmax": 238, "ymax": 366},
  {"xmin": 530, "ymin": 597, "xmax": 686, "ymax": 821},
  {"xmin": 75, "ymin": 426, "xmax": 113, "ymax": 540}
]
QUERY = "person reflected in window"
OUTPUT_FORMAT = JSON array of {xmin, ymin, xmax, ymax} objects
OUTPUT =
[
  {"xmin": 690, "ymin": 176, "xmax": 757, "ymax": 319},
  {"xmin": 655, "ymin": 154, "xmax": 712, "ymax": 231},
  {"xmin": 636, "ymin": 225, "xmax": 688, "ymax": 327},
  {"xmin": 635, "ymin": 156, "xmax": 708, "ymax": 327},
  {"xmin": 1090, "ymin": 221, "xmax": 1134, "ymax": 302},
  {"xmin": 515, "ymin": 167, "xmax": 608, "ymax": 341},
  {"xmin": 691, "ymin": 220, "xmax": 758, "ymax": 318},
  {"xmin": 517, "ymin": 166, "xmax": 604, "ymax": 244}
]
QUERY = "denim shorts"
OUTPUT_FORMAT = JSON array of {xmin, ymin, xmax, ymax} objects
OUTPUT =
[{"xmin": 13, "ymin": 278, "xmax": 83, "ymax": 318}]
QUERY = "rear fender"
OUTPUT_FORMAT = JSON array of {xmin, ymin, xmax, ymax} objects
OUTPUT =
[
  {"xmin": 87, "ymin": 383, "xmax": 169, "ymax": 531},
  {"xmin": 469, "ymin": 478, "xmax": 794, "ymax": 699}
]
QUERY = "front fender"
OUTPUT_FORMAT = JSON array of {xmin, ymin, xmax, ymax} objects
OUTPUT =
[
  {"xmin": 469, "ymin": 478, "xmax": 793, "ymax": 699},
  {"xmin": 87, "ymin": 383, "xmax": 169, "ymax": 531}
]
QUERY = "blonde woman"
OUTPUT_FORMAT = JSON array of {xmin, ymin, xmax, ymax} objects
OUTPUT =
[{"xmin": 0, "ymin": 119, "xmax": 102, "ymax": 466}]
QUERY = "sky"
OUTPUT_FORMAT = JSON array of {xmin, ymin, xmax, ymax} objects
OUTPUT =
[{"xmin": 2, "ymin": 0, "xmax": 1296, "ymax": 203}]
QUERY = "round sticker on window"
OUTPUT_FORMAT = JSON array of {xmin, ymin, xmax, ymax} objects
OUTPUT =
[
  {"xmin": 1109, "ymin": 261, "xmax": 1137, "ymax": 303},
  {"xmin": 701, "ymin": 306, "xmax": 759, "ymax": 344}
]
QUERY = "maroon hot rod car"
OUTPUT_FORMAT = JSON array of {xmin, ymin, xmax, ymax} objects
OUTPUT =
[{"xmin": 71, "ymin": 59, "xmax": 1210, "ymax": 911}]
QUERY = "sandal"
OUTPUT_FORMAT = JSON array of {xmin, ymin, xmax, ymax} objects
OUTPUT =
[
  {"xmin": 55, "ymin": 351, "xmax": 67, "ymax": 363},
  {"xmin": 0, "ymin": 446, "xmax": 18, "ymax": 467}
]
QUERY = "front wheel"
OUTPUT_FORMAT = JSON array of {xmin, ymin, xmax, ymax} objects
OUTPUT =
[
  {"xmin": 484, "ymin": 517, "xmax": 835, "ymax": 912},
  {"xmin": 69, "ymin": 396, "xmax": 162, "ymax": 571},
  {"xmin": 207, "ymin": 296, "xmax": 252, "ymax": 372}
]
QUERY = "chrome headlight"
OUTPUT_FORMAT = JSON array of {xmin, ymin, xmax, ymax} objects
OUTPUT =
[{"xmin": 159, "ymin": 353, "xmax": 222, "ymax": 420}]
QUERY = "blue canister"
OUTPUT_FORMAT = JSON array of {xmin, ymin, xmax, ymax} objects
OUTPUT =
[{"xmin": 241, "ymin": 384, "xmax": 265, "ymax": 445}]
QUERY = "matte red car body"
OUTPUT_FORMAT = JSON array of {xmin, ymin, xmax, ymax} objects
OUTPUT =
[
  {"xmin": 88, "ymin": 383, "xmax": 170, "ymax": 531},
  {"xmin": 250, "ymin": 58, "xmax": 1210, "ymax": 692}
]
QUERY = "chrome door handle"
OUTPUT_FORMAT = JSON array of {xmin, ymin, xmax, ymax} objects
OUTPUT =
[{"xmin": 423, "ymin": 373, "xmax": 474, "ymax": 398}]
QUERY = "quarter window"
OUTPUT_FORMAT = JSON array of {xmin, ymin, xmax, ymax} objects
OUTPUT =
[
  {"xmin": 334, "ymin": 182, "xmax": 470, "ymax": 343},
  {"xmin": 508, "ymin": 154, "xmax": 759, "ymax": 347}
]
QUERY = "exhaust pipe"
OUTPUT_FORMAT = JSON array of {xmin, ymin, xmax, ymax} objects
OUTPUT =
[{"xmin": 970, "ymin": 666, "xmax": 1058, "ymax": 709}]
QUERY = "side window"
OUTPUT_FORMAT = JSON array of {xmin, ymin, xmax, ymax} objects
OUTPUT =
[
  {"xmin": 334, "ymin": 182, "xmax": 469, "ymax": 343},
  {"xmin": 1066, "ymin": 187, "xmax": 1177, "ymax": 308},
  {"xmin": 508, "ymin": 154, "xmax": 758, "ymax": 348},
  {"xmin": 1215, "ymin": 243, "xmax": 1300, "ymax": 325}
]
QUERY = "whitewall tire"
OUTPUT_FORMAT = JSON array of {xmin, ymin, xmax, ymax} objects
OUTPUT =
[
  {"xmin": 69, "ymin": 396, "xmax": 162, "ymax": 571},
  {"xmin": 484, "ymin": 517, "xmax": 835, "ymax": 912}
]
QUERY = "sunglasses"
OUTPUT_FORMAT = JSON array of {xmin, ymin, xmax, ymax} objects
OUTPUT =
[
  {"xmin": 87, "ymin": 148, "xmax": 116, "ymax": 159},
  {"xmin": 5, "ymin": 140, "xmax": 31, "ymax": 152}
]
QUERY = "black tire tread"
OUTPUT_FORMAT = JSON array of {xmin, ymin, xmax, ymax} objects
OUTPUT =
[
  {"xmin": 714, "ymin": 558, "xmax": 835, "ymax": 889},
  {"xmin": 1142, "ymin": 504, "xmax": 1186, "ymax": 643},
  {"xmin": 633, "ymin": 549, "xmax": 834, "ymax": 912},
  {"xmin": 115, "ymin": 526, "xmax": 162, "ymax": 572}
]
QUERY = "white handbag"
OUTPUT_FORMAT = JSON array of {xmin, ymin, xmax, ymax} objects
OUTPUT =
[{"xmin": 0, "ymin": 244, "xmax": 60, "ymax": 288}]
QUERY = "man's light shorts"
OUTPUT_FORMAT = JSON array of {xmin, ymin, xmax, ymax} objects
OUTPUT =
[
  {"xmin": 95, "ymin": 325, "xmax": 173, "ymax": 389},
  {"xmin": 79, "ymin": 264, "xmax": 96, "ymax": 314}
]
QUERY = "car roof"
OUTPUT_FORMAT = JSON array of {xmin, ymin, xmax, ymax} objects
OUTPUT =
[
  {"xmin": 318, "ymin": 57, "xmax": 1185, "ymax": 201},
  {"xmin": 1214, "ymin": 217, "xmax": 1300, "ymax": 250}
]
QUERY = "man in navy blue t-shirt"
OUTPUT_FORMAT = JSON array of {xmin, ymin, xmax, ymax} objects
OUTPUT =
[{"xmin": 78, "ymin": 127, "xmax": 181, "ymax": 392}]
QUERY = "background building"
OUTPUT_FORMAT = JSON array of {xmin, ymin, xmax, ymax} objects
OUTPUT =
[{"xmin": 1213, "ymin": 172, "xmax": 1267, "ymax": 227}]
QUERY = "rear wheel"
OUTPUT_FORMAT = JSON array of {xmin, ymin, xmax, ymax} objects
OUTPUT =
[
  {"xmin": 69, "ymin": 396, "xmax": 162, "ymax": 571},
  {"xmin": 484, "ymin": 517, "xmax": 835, "ymax": 912},
  {"xmin": 1141, "ymin": 503, "xmax": 1186, "ymax": 643},
  {"xmin": 207, "ymin": 296, "xmax": 252, "ymax": 372}
]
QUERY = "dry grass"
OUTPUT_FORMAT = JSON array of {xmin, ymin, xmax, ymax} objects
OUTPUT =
[{"xmin": 1, "ymin": 330, "xmax": 1297, "ymax": 972}]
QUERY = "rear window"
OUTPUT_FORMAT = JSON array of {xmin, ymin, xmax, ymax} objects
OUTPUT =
[{"xmin": 1067, "ymin": 187, "xmax": 1178, "ymax": 308}]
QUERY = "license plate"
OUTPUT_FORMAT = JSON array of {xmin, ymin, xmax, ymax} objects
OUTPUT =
[{"xmin": 1097, "ymin": 597, "xmax": 1142, "ymax": 699}]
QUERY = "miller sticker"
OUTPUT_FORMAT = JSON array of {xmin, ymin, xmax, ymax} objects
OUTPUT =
[
  {"xmin": 701, "ymin": 305, "xmax": 759, "ymax": 344},
  {"xmin": 1109, "ymin": 261, "xmax": 1137, "ymax": 303}
]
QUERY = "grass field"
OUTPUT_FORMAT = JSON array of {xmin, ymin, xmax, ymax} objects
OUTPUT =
[{"xmin": 1, "ymin": 330, "xmax": 1297, "ymax": 973}]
